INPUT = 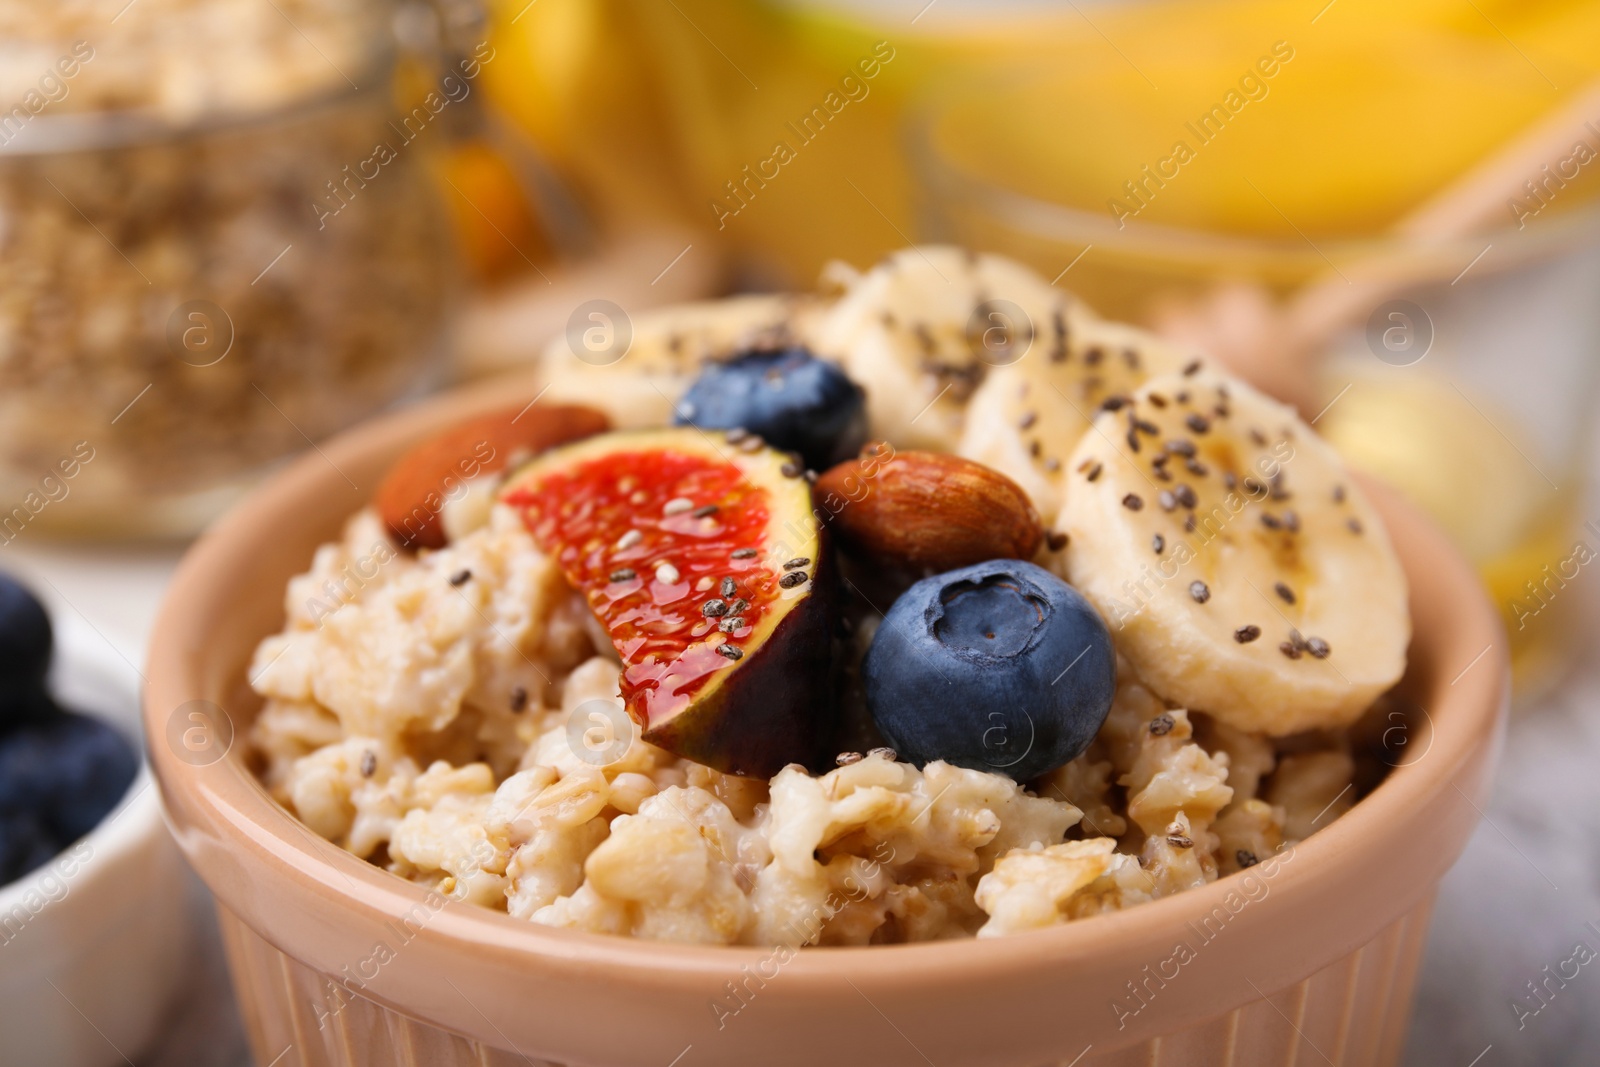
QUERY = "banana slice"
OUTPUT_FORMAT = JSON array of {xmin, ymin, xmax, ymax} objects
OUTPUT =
[
  {"xmin": 808, "ymin": 246, "xmax": 1070, "ymax": 451},
  {"xmin": 957, "ymin": 309, "xmax": 1192, "ymax": 524},
  {"xmin": 539, "ymin": 293, "xmax": 822, "ymax": 429},
  {"xmin": 1056, "ymin": 365, "xmax": 1409, "ymax": 735}
]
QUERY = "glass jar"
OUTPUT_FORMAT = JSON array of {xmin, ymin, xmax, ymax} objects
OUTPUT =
[{"xmin": 0, "ymin": 2, "xmax": 457, "ymax": 538}]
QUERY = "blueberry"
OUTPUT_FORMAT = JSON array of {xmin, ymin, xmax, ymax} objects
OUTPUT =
[
  {"xmin": 862, "ymin": 560, "xmax": 1116, "ymax": 782},
  {"xmin": 675, "ymin": 346, "xmax": 867, "ymax": 470},
  {"xmin": 0, "ymin": 809, "xmax": 60, "ymax": 884},
  {"xmin": 0, "ymin": 710, "xmax": 138, "ymax": 843},
  {"xmin": 0, "ymin": 572, "xmax": 53, "ymax": 729}
]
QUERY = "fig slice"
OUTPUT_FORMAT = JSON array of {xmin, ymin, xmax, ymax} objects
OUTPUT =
[{"xmin": 500, "ymin": 428, "xmax": 834, "ymax": 777}]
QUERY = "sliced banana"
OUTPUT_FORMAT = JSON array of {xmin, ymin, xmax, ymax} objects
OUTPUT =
[
  {"xmin": 808, "ymin": 246, "xmax": 1070, "ymax": 451},
  {"xmin": 539, "ymin": 293, "xmax": 823, "ymax": 429},
  {"xmin": 1056, "ymin": 366, "xmax": 1409, "ymax": 735},
  {"xmin": 957, "ymin": 309, "xmax": 1192, "ymax": 524}
]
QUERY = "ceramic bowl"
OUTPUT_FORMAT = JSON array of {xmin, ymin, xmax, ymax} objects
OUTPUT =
[{"xmin": 144, "ymin": 373, "xmax": 1508, "ymax": 1067}]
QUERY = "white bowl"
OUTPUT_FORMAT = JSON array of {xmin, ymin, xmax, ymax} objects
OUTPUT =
[{"xmin": 0, "ymin": 633, "xmax": 192, "ymax": 1067}]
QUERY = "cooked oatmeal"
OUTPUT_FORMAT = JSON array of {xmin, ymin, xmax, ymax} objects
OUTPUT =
[{"xmin": 251, "ymin": 501, "xmax": 1365, "ymax": 945}]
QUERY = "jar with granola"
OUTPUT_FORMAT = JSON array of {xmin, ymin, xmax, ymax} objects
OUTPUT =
[{"xmin": 0, "ymin": 0, "xmax": 459, "ymax": 537}]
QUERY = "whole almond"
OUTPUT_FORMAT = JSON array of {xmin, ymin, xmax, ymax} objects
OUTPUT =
[
  {"xmin": 815, "ymin": 444, "xmax": 1044, "ymax": 570},
  {"xmin": 377, "ymin": 403, "xmax": 608, "ymax": 549}
]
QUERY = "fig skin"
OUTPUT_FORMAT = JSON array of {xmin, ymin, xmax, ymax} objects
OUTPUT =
[{"xmin": 642, "ymin": 549, "xmax": 839, "ymax": 779}]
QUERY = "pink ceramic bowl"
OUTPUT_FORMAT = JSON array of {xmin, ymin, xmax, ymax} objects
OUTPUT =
[{"xmin": 144, "ymin": 374, "xmax": 1507, "ymax": 1067}]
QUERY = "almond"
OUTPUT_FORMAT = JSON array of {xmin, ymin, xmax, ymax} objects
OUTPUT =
[
  {"xmin": 815, "ymin": 443, "xmax": 1044, "ymax": 570},
  {"xmin": 376, "ymin": 403, "xmax": 608, "ymax": 549}
]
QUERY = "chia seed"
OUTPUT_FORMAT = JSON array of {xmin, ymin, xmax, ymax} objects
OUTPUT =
[
  {"xmin": 360, "ymin": 751, "xmax": 377, "ymax": 777},
  {"xmin": 868, "ymin": 746, "xmax": 898, "ymax": 762},
  {"xmin": 779, "ymin": 571, "xmax": 808, "ymax": 589},
  {"xmin": 1189, "ymin": 580, "xmax": 1210, "ymax": 604},
  {"xmin": 448, "ymin": 569, "xmax": 471, "ymax": 587},
  {"xmin": 715, "ymin": 643, "xmax": 744, "ymax": 661},
  {"xmin": 1122, "ymin": 493, "xmax": 1144, "ymax": 511},
  {"xmin": 1306, "ymin": 636, "xmax": 1331, "ymax": 659},
  {"xmin": 836, "ymin": 751, "xmax": 864, "ymax": 766},
  {"xmin": 719, "ymin": 616, "xmax": 745, "ymax": 633},
  {"xmin": 1274, "ymin": 581, "xmax": 1296, "ymax": 604},
  {"xmin": 1047, "ymin": 531, "xmax": 1069, "ymax": 552},
  {"xmin": 783, "ymin": 557, "xmax": 811, "ymax": 570},
  {"xmin": 702, "ymin": 599, "xmax": 729, "ymax": 617},
  {"xmin": 1279, "ymin": 641, "xmax": 1303, "ymax": 660},
  {"xmin": 1236, "ymin": 850, "xmax": 1259, "ymax": 868},
  {"xmin": 1149, "ymin": 714, "xmax": 1175, "ymax": 737},
  {"xmin": 1234, "ymin": 625, "xmax": 1261, "ymax": 643},
  {"xmin": 692, "ymin": 504, "xmax": 719, "ymax": 518},
  {"xmin": 609, "ymin": 568, "xmax": 637, "ymax": 582},
  {"xmin": 721, "ymin": 577, "xmax": 737, "ymax": 597},
  {"xmin": 732, "ymin": 548, "xmax": 758, "ymax": 559},
  {"xmin": 1186, "ymin": 413, "xmax": 1211, "ymax": 434},
  {"xmin": 1152, "ymin": 533, "xmax": 1165, "ymax": 554},
  {"xmin": 509, "ymin": 686, "xmax": 528, "ymax": 712}
]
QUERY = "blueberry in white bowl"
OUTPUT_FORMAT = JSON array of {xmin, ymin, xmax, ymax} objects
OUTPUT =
[
  {"xmin": 0, "ymin": 572, "xmax": 138, "ymax": 883},
  {"xmin": 673, "ymin": 345, "xmax": 868, "ymax": 470},
  {"xmin": 0, "ymin": 571, "xmax": 55, "ymax": 727},
  {"xmin": 862, "ymin": 559, "xmax": 1116, "ymax": 782}
]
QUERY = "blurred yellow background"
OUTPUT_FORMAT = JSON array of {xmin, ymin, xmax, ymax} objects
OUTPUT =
[{"xmin": 485, "ymin": 0, "xmax": 1600, "ymax": 283}]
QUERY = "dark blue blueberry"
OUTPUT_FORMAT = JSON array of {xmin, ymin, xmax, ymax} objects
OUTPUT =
[
  {"xmin": 0, "ymin": 710, "xmax": 138, "ymax": 843},
  {"xmin": 862, "ymin": 560, "xmax": 1116, "ymax": 782},
  {"xmin": 674, "ymin": 346, "xmax": 867, "ymax": 470},
  {"xmin": 0, "ymin": 809, "xmax": 60, "ymax": 883},
  {"xmin": 0, "ymin": 572, "xmax": 53, "ymax": 729}
]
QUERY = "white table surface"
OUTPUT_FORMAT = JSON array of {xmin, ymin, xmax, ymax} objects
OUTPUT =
[{"xmin": 6, "ymin": 516, "xmax": 1598, "ymax": 1067}]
